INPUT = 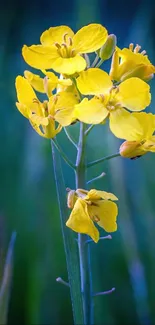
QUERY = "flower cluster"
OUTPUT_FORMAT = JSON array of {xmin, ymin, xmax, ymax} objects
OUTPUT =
[{"xmin": 15, "ymin": 23, "xmax": 155, "ymax": 241}]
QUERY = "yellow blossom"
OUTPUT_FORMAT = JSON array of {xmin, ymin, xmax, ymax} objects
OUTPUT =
[
  {"xmin": 110, "ymin": 44, "xmax": 155, "ymax": 82},
  {"xmin": 15, "ymin": 76, "xmax": 78, "ymax": 138},
  {"xmin": 75, "ymin": 68, "xmax": 151, "ymax": 138},
  {"xmin": 22, "ymin": 24, "xmax": 108, "ymax": 75},
  {"xmin": 117, "ymin": 112, "xmax": 155, "ymax": 159},
  {"xmin": 66, "ymin": 188, "xmax": 118, "ymax": 243},
  {"xmin": 24, "ymin": 70, "xmax": 72, "ymax": 95}
]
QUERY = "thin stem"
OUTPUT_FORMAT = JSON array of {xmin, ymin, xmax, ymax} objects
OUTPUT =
[
  {"xmin": 56, "ymin": 277, "xmax": 70, "ymax": 287},
  {"xmin": 75, "ymin": 122, "xmax": 93, "ymax": 325},
  {"xmin": 85, "ymin": 235, "xmax": 112, "ymax": 244},
  {"xmin": 87, "ymin": 172, "xmax": 106, "ymax": 185},
  {"xmin": 93, "ymin": 288, "xmax": 115, "ymax": 297},
  {"xmin": 96, "ymin": 59, "xmax": 104, "ymax": 68},
  {"xmin": 64, "ymin": 127, "xmax": 78, "ymax": 148},
  {"xmin": 91, "ymin": 54, "xmax": 100, "ymax": 68},
  {"xmin": 52, "ymin": 138, "xmax": 76, "ymax": 169},
  {"xmin": 85, "ymin": 125, "xmax": 94, "ymax": 136},
  {"xmin": 87, "ymin": 153, "xmax": 120, "ymax": 168},
  {"xmin": 84, "ymin": 54, "xmax": 90, "ymax": 68}
]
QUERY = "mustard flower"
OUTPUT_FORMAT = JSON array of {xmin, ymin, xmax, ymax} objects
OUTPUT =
[
  {"xmin": 24, "ymin": 70, "xmax": 72, "ymax": 94},
  {"xmin": 74, "ymin": 68, "xmax": 151, "ymax": 138},
  {"xmin": 66, "ymin": 188, "xmax": 118, "ymax": 243},
  {"xmin": 15, "ymin": 76, "xmax": 79, "ymax": 138},
  {"xmin": 116, "ymin": 112, "xmax": 155, "ymax": 159},
  {"xmin": 22, "ymin": 24, "xmax": 108, "ymax": 75},
  {"xmin": 110, "ymin": 44, "xmax": 155, "ymax": 82}
]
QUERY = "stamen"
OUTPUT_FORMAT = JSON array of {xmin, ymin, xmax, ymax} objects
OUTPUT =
[
  {"xmin": 134, "ymin": 44, "xmax": 141, "ymax": 53},
  {"xmin": 129, "ymin": 43, "xmax": 134, "ymax": 51},
  {"xmin": 63, "ymin": 33, "xmax": 68, "ymax": 43},
  {"xmin": 32, "ymin": 98, "xmax": 39, "ymax": 104},
  {"xmin": 140, "ymin": 139, "xmax": 146, "ymax": 145},
  {"xmin": 100, "ymin": 94, "xmax": 104, "ymax": 100},
  {"xmin": 62, "ymin": 43, "xmax": 67, "ymax": 48},
  {"xmin": 141, "ymin": 50, "xmax": 146, "ymax": 55},
  {"xmin": 54, "ymin": 42, "xmax": 61, "ymax": 49},
  {"xmin": 70, "ymin": 49, "xmax": 76, "ymax": 57},
  {"xmin": 115, "ymin": 102, "xmax": 121, "ymax": 108},
  {"xmin": 93, "ymin": 215, "xmax": 100, "ymax": 222},
  {"xmin": 109, "ymin": 85, "xmax": 117, "ymax": 93},
  {"xmin": 68, "ymin": 37, "xmax": 73, "ymax": 46},
  {"xmin": 48, "ymin": 114, "xmax": 55, "ymax": 120}
]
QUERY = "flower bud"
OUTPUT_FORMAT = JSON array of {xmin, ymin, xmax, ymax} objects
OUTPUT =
[
  {"xmin": 119, "ymin": 141, "xmax": 145, "ymax": 159},
  {"xmin": 67, "ymin": 190, "xmax": 76, "ymax": 209},
  {"xmin": 99, "ymin": 34, "xmax": 117, "ymax": 61}
]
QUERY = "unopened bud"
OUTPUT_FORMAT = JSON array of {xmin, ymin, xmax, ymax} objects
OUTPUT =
[
  {"xmin": 99, "ymin": 34, "xmax": 117, "ymax": 61},
  {"xmin": 119, "ymin": 141, "xmax": 145, "ymax": 159},
  {"xmin": 67, "ymin": 190, "xmax": 76, "ymax": 209}
]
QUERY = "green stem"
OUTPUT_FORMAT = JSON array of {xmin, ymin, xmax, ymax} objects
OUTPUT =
[
  {"xmin": 51, "ymin": 142, "xmax": 84, "ymax": 325},
  {"xmin": 96, "ymin": 59, "xmax": 104, "ymax": 68},
  {"xmin": 64, "ymin": 127, "xmax": 78, "ymax": 148},
  {"xmin": 91, "ymin": 54, "xmax": 99, "ymax": 68},
  {"xmin": 75, "ymin": 123, "xmax": 93, "ymax": 325},
  {"xmin": 52, "ymin": 138, "xmax": 76, "ymax": 169},
  {"xmin": 85, "ymin": 125, "xmax": 94, "ymax": 136},
  {"xmin": 87, "ymin": 153, "xmax": 120, "ymax": 168}
]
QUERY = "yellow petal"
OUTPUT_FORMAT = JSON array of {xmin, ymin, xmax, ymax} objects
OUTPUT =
[
  {"xmin": 118, "ymin": 77, "xmax": 151, "ymax": 111},
  {"xmin": 30, "ymin": 114, "xmax": 49, "ymax": 126},
  {"xmin": 40, "ymin": 26, "xmax": 74, "ymax": 46},
  {"xmin": 77, "ymin": 68, "xmax": 112, "ymax": 95},
  {"xmin": 22, "ymin": 45, "xmax": 59, "ymax": 70},
  {"xmin": 49, "ymin": 91, "xmax": 78, "ymax": 126},
  {"xmin": 131, "ymin": 112, "xmax": 155, "ymax": 139},
  {"xmin": 109, "ymin": 108, "xmax": 143, "ymax": 140},
  {"xmin": 75, "ymin": 97, "xmax": 109, "ymax": 124},
  {"xmin": 16, "ymin": 103, "xmax": 30, "ymax": 119},
  {"xmin": 42, "ymin": 70, "xmax": 60, "ymax": 94},
  {"xmin": 49, "ymin": 55, "xmax": 86, "ymax": 75},
  {"xmin": 87, "ymin": 189, "xmax": 118, "ymax": 201},
  {"xmin": 24, "ymin": 70, "xmax": 45, "ymax": 93},
  {"xmin": 29, "ymin": 119, "xmax": 47, "ymax": 138},
  {"xmin": 66, "ymin": 199, "xmax": 99, "ymax": 243},
  {"xmin": 73, "ymin": 24, "xmax": 108, "ymax": 53},
  {"xmin": 118, "ymin": 48, "xmax": 152, "ymax": 65},
  {"xmin": 142, "ymin": 136, "xmax": 155, "ymax": 152},
  {"xmin": 58, "ymin": 78, "xmax": 72, "ymax": 87},
  {"xmin": 55, "ymin": 92, "xmax": 78, "ymax": 126},
  {"xmin": 88, "ymin": 200, "xmax": 118, "ymax": 233},
  {"xmin": 15, "ymin": 76, "xmax": 37, "ymax": 106}
]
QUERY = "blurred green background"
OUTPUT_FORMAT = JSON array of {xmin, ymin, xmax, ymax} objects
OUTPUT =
[{"xmin": 1, "ymin": 0, "xmax": 155, "ymax": 324}]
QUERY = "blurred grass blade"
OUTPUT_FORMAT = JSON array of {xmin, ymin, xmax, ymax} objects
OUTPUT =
[
  {"xmin": 0, "ymin": 231, "xmax": 16, "ymax": 324},
  {"xmin": 51, "ymin": 143, "xmax": 84, "ymax": 325}
]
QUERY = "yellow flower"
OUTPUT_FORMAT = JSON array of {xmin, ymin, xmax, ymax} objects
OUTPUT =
[
  {"xmin": 75, "ymin": 68, "xmax": 151, "ymax": 138},
  {"xmin": 24, "ymin": 70, "xmax": 72, "ymax": 95},
  {"xmin": 22, "ymin": 24, "xmax": 108, "ymax": 75},
  {"xmin": 66, "ymin": 188, "xmax": 118, "ymax": 243},
  {"xmin": 110, "ymin": 44, "xmax": 155, "ymax": 82},
  {"xmin": 15, "ymin": 76, "xmax": 78, "ymax": 138},
  {"xmin": 117, "ymin": 112, "xmax": 155, "ymax": 159}
]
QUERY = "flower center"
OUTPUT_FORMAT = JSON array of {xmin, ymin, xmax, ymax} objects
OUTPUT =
[
  {"xmin": 54, "ymin": 33, "xmax": 76, "ymax": 58},
  {"xmin": 99, "ymin": 87, "xmax": 121, "ymax": 112}
]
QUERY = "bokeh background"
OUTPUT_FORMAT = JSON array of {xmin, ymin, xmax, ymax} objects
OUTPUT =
[{"xmin": 0, "ymin": 0, "xmax": 155, "ymax": 324}]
